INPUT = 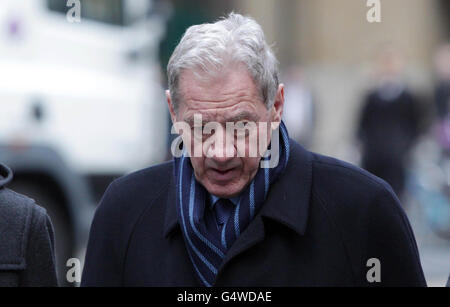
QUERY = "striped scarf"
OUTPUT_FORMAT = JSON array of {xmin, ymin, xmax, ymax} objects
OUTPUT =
[{"xmin": 173, "ymin": 121, "xmax": 290, "ymax": 287}]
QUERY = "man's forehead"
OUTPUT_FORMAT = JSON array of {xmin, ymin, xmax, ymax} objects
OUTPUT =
[
  {"xmin": 177, "ymin": 69, "xmax": 264, "ymax": 117},
  {"xmin": 179, "ymin": 69, "xmax": 224, "ymax": 88},
  {"xmin": 182, "ymin": 109, "xmax": 261, "ymax": 126},
  {"xmin": 178, "ymin": 65, "xmax": 259, "ymax": 97}
]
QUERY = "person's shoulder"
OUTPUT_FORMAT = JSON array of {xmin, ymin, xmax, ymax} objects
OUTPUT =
[
  {"xmin": 0, "ymin": 188, "xmax": 50, "ymax": 269},
  {"xmin": 307, "ymin": 150, "xmax": 412, "ymax": 251},
  {"xmin": 309, "ymin": 151, "xmax": 400, "ymax": 214},
  {"xmin": 109, "ymin": 160, "xmax": 173, "ymax": 199},
  {"xmin": 305, "ymin": 151, "xmax": 425, "ymax": 286},
  {"xmin": 312, "ymin": 152, "xmax": 392, "ymax": 192},
  {"xmin": 0, "ymin": 187, "xmax": 42, "ymax": 224},
  {"xmin": 93, "ymin": 161, "xmax": 173, "ymax": 222}
]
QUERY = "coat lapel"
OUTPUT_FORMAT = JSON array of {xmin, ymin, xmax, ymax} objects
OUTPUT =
[{"xmin": 216, "ymin": 140, "xmax": 313, "ymax": 274}]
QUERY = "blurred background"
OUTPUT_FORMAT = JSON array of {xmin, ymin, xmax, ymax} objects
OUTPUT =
[{"xmin": 0, "ymin": 0, "xmax": 449, "ymax": 286}]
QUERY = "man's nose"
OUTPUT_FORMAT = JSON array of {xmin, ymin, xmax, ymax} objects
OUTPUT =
[{"xmin": 207, "ymin": 134, "xmax": 236, "ymax": 162}]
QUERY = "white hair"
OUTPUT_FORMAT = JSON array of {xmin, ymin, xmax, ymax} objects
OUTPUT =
[{"xmin": 167, "ymin": 12, "xmax": 279, "ymax": 112}]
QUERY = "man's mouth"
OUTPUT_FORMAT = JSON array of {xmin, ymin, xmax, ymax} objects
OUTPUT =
[{"xmin": 209, "ymin": 167, "xmax": 237, "ymax": 182}]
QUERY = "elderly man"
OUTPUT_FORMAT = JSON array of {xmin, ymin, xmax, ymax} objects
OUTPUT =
[{"xmin": 81, "ymin": 13, "xmax": 426, "ymax": 287}]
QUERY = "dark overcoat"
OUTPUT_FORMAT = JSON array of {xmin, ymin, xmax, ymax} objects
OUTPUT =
[
  {"xmin": 0, "ymin": 164, "xmax": 57, "ymax": 287},
  {"xmin": 81, "ymin": 140, "xmax": 426, "ymax": 286}
]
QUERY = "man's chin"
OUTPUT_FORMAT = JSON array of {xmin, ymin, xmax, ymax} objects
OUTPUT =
[{"xmin": 205, "ymin": 181, "xmax": 243, "ymax": 198}]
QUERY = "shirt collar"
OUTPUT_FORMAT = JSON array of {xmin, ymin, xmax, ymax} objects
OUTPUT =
[{"xmin": 209, "ymin": 194, "xmax": 240, "ymax": 209}]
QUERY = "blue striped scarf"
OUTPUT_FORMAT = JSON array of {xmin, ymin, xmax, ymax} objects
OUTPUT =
[{"xmin": 173, "ymin": 121, "xmax": 290, "ymax": 287}]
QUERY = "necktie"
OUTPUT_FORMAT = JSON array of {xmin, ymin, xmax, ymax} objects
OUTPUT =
[{"xmin": 214, "ymin": 198, "xmax": 235, "ymax": 231}]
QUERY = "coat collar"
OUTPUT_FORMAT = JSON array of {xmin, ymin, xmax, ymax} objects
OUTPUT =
[
  {"xmin": 163, "ymin": 139, "xmax": 313, "ymax": 238},
  {"xmin": 259, "ymin": 139, "xmax": 312, "ymax": 236}
]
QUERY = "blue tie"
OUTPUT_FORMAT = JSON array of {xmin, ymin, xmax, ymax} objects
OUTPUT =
[{"xmin": 213, "ymin": 198, "xmax": 234, "ymax": 231}]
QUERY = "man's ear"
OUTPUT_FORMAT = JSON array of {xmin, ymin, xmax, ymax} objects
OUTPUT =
[
  {"xmin": 270, "ymin": 84, "xmax": 285, "ymax": 130},
  {"xmin": 166, "ymin": 90, "xmax": 177, "ymax": 123}
]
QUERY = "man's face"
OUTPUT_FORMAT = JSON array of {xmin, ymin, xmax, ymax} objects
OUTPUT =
[{"xmin": 167, "ymin": 65, "xmax": 284, "ymax": 198}]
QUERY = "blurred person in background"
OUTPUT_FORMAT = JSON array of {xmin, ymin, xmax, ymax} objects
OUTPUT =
[
  {"xmin": 434, "ymin": 43, "xmax": 450, "ymax": 155},
  {"xmin": 282, "ymin": 66, "xmax": 315, "ymax": 149},
  {"xmin": 357, "ymin": 47, "xmax": 422, "ymax": 201},
  {"xmin": 0, "ymin": 163, "xmax": 57, "ymax": 286}
]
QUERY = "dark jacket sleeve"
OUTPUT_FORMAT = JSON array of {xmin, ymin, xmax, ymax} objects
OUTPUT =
[
  {"xmin": 363, "ymin": 186, "xmax": 426, "ymax": 286},
  {"xmin": 81, "ymin": 181, "xmax": 123, "ymax": 286},
  {"xmin": 20, "ymin": 205, "xmax": 58, "ymax": 287}
]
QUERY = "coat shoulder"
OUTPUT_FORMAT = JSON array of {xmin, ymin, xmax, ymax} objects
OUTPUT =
[
  {"xmin": 82, "ymin": 161, "xmax": 175, "ymax": 286},
  {"xmin": 93, "ymin": 161, "xmax": 174, "ymax": 226},
  {"xmin": 112, "ymin": 161, "xmax": 173, "ymax": 197},
  {"xmin": 0, "ymin": 188, "xmax": 49, "ymax": 270},
  {"xmin": 312, "ymin": 152, "xmax": 396, "ymax": 197},
  {"xmin": 307, "ymin": 152, "xmax": 426, "ymax": 286},
  {"xmin": 309, "ymin": 152, "xmax": 400, "ymax": 217}
]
